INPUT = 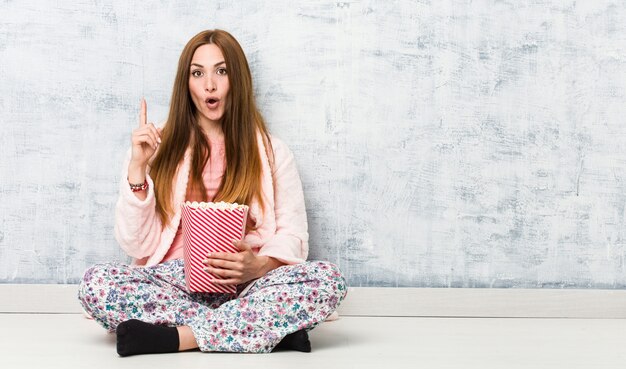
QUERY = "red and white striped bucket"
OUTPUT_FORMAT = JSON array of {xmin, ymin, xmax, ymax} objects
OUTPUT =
[{"xmin": 181, "ymin": 202, "xmax": 248, "ymax": 294}]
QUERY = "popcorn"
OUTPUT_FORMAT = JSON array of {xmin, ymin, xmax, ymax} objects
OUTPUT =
[
  {"xmin": 183, "ymin": 201, "xmax": 249, "ymax": 211},
  {"xmin": 181, "ymin": 201, "xmax": 249, "ymax": 294}
]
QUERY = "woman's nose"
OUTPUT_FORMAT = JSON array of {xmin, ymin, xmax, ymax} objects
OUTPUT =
[{"xmin": 205, "ymin": 78, "xmax": 216, "ymax": 92}]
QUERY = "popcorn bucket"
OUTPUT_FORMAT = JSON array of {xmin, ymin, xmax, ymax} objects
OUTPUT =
[{"xmin": 181, "ymin": 201, "xmax": 249, "ymax": 293}]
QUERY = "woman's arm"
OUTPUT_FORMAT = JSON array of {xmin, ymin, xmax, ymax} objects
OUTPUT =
[
  {"xmin": 204, "ymin": 137, "xmax": 308, "ymax": 284},
  {"xmin": 114, "ymin": 99, "xmax": 164, "ymax": 259},
  {"xmin": 203, "ymin": 240, "xmax": 286, "ymax": 285},
  {"xmin": 113, "ymin": 148, "xmax": 163, "ymax": 259},
  {"xmin": 256, "ymin": 137, "xmax": 309, "ymax": 264}
]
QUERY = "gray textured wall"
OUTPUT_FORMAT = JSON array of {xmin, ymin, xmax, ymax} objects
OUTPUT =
[{"xmin": 1, "ymin": 0, "xmax": 625, "ymax": 287}]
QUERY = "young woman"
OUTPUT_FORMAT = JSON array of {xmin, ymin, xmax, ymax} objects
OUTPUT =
[{"xmin": 78, "ymin": 29, "xmax": 347, "ymax": 356}]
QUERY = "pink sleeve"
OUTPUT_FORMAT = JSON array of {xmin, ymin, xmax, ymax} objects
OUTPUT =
[
  {"xmin": 256, "ymin": 139, "xmax": 309, "ymax": 265},
  {"xmin": 113, "ymin": 148, "xmax": 163, "ymax": 259}
]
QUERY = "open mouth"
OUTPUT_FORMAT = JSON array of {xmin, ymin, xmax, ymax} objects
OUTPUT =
[{"xmin": 205, "ymin": 97, "xmax": 219, "ymax": 109}]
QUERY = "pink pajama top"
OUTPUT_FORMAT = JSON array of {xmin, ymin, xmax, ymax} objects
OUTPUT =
[{"xmin": 113, "ymin": 131, "xmax": 309, "ymax": 267}]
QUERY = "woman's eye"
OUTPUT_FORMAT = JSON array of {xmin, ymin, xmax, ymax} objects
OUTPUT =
[
  {"xmin": 191, "ymin": 70, "xmax": 203, "ymax": 77},
  {"xmin": 217, "ymin": 68, "xmax": 227, "ymax": 75}
]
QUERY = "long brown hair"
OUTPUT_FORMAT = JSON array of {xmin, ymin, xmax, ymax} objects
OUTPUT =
[{"xmin": 149, "ymin": 29, "xmax": 274, "ymax": 227}]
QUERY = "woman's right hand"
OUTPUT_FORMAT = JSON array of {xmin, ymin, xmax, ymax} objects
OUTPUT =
[
  {"xmin": 127, "ymin": 99, "xmax": 162, "ymax": 189},
  {"xmin": 130, "ymin": 98, "xmax": 162, "ymax": 169}
]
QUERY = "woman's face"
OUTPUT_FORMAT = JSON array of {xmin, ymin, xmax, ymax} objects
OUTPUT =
[{"xmin": 188, "ymin": 43, "xmax": 230, "ymax": 129}]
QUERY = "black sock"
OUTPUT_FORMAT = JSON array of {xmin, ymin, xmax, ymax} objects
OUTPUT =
[
  {"xmin": 272, "ymin": 329, "xmax": 311, "ymax": 353},
  {"xmin": 116, "ymin": 319, "xmax": 180, "ymax": 357}
]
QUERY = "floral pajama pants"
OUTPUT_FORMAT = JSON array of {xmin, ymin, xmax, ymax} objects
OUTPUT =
[{"xmin": 77, "ymin": 259, "xmax": 347, "ymax": 353}]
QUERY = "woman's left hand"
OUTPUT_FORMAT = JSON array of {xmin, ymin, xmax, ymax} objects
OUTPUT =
[{"xmin": 202, "ymin": 240, "xmax": 264, "ymax": 285}]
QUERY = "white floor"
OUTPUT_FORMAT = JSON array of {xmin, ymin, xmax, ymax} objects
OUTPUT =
[{"xmin": 2, "ymin": 314, "xmax": 625, "ymax": 369}]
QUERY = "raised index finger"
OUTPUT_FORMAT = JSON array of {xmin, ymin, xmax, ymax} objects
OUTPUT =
[{"xmin": 140, "ymin": 98, "xmax": 147, "ymax": 127}]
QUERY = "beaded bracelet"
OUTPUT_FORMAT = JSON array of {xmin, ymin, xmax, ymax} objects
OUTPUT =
[{"xmin": 128, "ymin": 178, "xmax": 148, "ymax": 192}]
